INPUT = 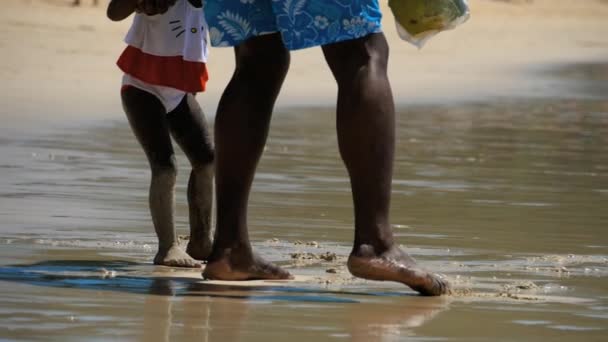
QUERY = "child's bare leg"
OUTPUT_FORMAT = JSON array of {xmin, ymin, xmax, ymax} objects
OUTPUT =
[
  {"xmin": 122, "ymin": 86, "xmax": 200, "ymax": 268},
  {"xmin": 167, "ymin": 94, "xmax": 214, "ymax": 261}
]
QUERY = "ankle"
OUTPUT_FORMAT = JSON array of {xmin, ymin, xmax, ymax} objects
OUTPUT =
[
  {"xmin": 352, "ymin": 239, "xmax": 396, "ymax": 257},
  {"xmin": 208, "ymin": 242, "xmax": 252, "ymax": 262},
  {"xmin": 189, "ymin": 233, "xmax": 211, "ymax": 244},
  {"xmin": 213, "ymin": 235, "xmax": 251, "ymax": 251},
  {"xmin": 158, "ymin": 241, "xmax": 179, "ymax": 252}
]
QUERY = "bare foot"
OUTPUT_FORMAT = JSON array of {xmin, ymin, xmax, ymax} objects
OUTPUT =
[
  {"xmin": 186, "ymin": 238, "xmax": 212, "ymax": 261},
  {"xmin": 154, "ymin": 243, "xmax": 202, "ymax": 268},
  {"xmin": 203, "ymin": 247, "xmax": 293, "ymax": 281},
  {"xmin": 348, "ymin": 244, "xmax": 450, "ymax": 296}
]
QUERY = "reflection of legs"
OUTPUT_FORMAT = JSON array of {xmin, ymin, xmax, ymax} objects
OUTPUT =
[
  {"xmin": 167, "ymin": 94, "xmax": 214, "ymax": 261},
  {"xmin": 322, "ymin": 33, "xmax": 449, "ymax": 295},
  {"xmin": 122, "ymin": 87, "xmax": 200, "ymax": 268},
  {"xmin": 348, "ymin": 299, "xmax": 448, "ymax": 341},
  {"xmin": 203, "ymin": 33, "xmax": 292, "ymax": 280},
  {"xmin": 142, "ymin": 279, "xmax": 173, "ymax": 342}
]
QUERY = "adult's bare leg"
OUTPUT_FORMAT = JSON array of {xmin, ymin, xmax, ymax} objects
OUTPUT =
[
  {"xmin": 122, "ymin": 87, "xmax": 200, "ymax": 268},
  {"xmin": 167, "ymin": 94, "xmax": 214, "ymax": 261},
  {"xmin": 203, "ymin": 33, "xmax": 292, "ymax": 280},
  {"xmin": 322, "ymin": 33, "xmax": 449, "ymax": 296}
]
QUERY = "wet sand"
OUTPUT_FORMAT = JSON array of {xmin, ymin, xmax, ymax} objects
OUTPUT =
[
  {"xmin": 2, "ymin": 0, "xmax": 608, "ymax": 341},
  {"xmin": 1, "ymin": 89, "xmax": 607, "ymax": 340}
]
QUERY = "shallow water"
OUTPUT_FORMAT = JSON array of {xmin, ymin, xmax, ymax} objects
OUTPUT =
[{"xmin": 1, "ymin": 70, "xmax": 608, "ymax": 340}]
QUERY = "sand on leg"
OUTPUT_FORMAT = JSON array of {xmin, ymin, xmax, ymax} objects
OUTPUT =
[
  {"xmin": 167, "ymin": 94, "xmax": 214, "ymax": 261},
  {"xmin": 322, "ymin": 33, "xmax": 450, "ymax": 296},
  {"xmin": 122, "ymin": 86, "xmax": 200, "ymax": 268}
]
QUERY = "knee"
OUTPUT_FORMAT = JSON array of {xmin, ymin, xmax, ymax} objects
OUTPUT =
[
  {"xmin": 191, "ymin": 161, "xmax": 214, "ymax": 178},
  {"xmin": 191, "ymin": 148, "xmax": 215, "ymax": 170},
  {"xmin": 235, "ymin": 33, "xmax": 290, "ymax": 84},
  {"xmin": 324, "ymin": 33, "xmax": 389, "ymax": 85},
  {"xmin": 151, "ymin": 155, "xmax": 178, "ymax": 180}
]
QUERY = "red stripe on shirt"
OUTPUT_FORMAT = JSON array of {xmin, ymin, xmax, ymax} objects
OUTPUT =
[{"xmin": 117, "ymin": 46, "xmax": 208, "ymax": 93}]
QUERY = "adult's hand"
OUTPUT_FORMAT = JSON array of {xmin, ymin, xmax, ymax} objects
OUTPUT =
[{"xmin": 136, "ymin": 0, "xmax": 177, "ymax": 15}]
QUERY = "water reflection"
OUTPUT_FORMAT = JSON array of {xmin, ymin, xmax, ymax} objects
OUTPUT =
[
  {"xmin": 345, "ymin": 299, "xmax": 448, "ymax": 341},
  {"xmin": 140, "ymin": 279, "xmax": 250, "ymax": 342},
  {"xmin": 0, "ymin": 260, "xmax": 450, "ymax": 340}
]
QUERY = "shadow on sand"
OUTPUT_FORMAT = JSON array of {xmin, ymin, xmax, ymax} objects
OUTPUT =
[{"xmin": 0, "ymin": 259, "xmax": 430, "ymax": 303}]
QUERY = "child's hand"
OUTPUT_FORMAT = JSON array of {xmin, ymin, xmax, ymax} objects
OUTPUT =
[
  {"xmin": 107, "ymin": 0, "xmax": 141, "ymax": 21},
  {"xmin": 187, "ymin": 0, "xmax": 202, "ymax": 8},
  {"xmin": 134, "ymin": 0, "xmax": 143, "ymax": 13},
  {"xmin": 138, "ymin": 0, "xmax": 177, "ymax": 15}
]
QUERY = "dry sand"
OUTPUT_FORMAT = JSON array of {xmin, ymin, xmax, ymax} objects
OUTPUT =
[{"xmin": 1, "ymin": 0, "xmax": 607, "ymax": 128}]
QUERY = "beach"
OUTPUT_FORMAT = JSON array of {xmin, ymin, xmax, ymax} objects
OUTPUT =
[
  {"xmin": 1, "ymin": 0, "xmax": 608, "ymax": 341},
  {"xmin": 2, "ymin": 0, "xmax": 607, "ymax": 127}
]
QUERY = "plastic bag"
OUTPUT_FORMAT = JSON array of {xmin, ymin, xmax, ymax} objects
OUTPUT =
[{"xmin": 389, "ymin": 0, "xmax": 470, "ymax": 48}]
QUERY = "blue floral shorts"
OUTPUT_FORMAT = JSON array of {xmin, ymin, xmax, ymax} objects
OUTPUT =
[{"xmin": 204, "ymin": 0, "xmax": 383, "ymax": 50}]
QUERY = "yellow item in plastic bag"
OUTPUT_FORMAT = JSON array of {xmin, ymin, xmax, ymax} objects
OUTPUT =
[{"xmin": 389, "ymin": 0, "xmax": 470, "ymax": 48}]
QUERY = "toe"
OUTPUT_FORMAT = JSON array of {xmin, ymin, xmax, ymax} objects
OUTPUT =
[
  {"xmin": 274, "ymin": 268, "xmax": 293, "ymax": 280},
  {"xmin": 183, "ymin": 259, "xmax": 201, "ymax": 268},
  {"xmin": 266, "ymin": 263, "xmax": 293, "ymax": 280},
  {"xmin": 417, "ymin": 274, "xmax": 451, "ymax": 296}
]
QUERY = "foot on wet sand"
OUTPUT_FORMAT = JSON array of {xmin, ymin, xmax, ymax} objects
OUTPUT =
[
  {"xmin": 348, "ymin": 244, "xmax": 450, "ymax": 296},
  {"xmin": 154, "ymin": 243, "xmax": 202, "ymax": 268},
  {"xmin": 185, "ymin": 238, "xmax": 212, "ymax": 262},
  {"xmin": 203, "ymin": 247, "xmax": 293, "ymax": 281}
]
